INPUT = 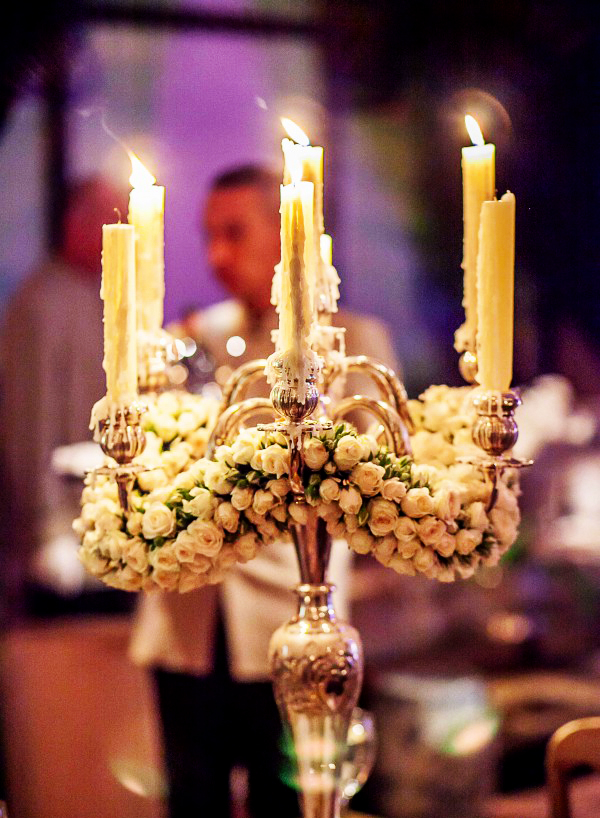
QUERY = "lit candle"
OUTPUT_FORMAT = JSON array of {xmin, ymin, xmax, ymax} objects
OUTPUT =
[
  {"xmin": 456, "ymin": 115, "xmax": 496, "ymax": 353},
  {"xmin": 101, "ymin": 222, "xmax": 137, "ymax": 405},
  {"xmin": 280, "ymin": 118, "xmax": 339, "ymax": 314},
  {"xmin": 127, "ymin": 153, "xmax": 165, "ymax": 333},
  {"xmin": 278, "ymin": 156, "xmax": 316, "ymax": 364},
  {"xmin": 476, "ymin": 191, "xmax": 516, "ymax": 391}
]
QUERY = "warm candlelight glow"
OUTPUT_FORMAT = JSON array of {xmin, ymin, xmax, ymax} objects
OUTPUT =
[
  {"xmin": 281, "ymin": 117, "xmax": 310, "ymax": 146},
  {"xmin": 465, "ymin": 115, "xmax": 485, "ymax": 147},
  {"xmin": 128, "ymin": 152, "xmax": 156, "ymax": 188}
]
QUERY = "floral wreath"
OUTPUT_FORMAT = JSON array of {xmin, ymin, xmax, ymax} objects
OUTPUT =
[{"xmin": 75, "ymin": 385, "xmax": 520, "ymax": 593}]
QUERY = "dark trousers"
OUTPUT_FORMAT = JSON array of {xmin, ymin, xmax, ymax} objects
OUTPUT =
[{"xmin": 154, "ymin": 619, "xmax": 300, "ymax": 818}]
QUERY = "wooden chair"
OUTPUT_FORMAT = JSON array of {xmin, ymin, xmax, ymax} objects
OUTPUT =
[{"xmin": 546, "ymin": 716, "xmax": 600, "ymax": 818}]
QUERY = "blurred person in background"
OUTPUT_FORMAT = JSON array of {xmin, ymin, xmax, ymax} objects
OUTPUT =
[
  {"xmin": 131, "ymin": 164, "xmax": 399, "ymax": 818},
  {"xmin": 0, "ymin": 176, "xmax": 128, "ymax": 620}
]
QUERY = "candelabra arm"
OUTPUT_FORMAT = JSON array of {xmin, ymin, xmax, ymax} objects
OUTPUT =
[
  {"xmin": 465, "ymin": 389, "xmax": 533, "ymax": 512},
  {"xmin": 218, "ymin": 359, "xmax": 268, "ymax": 413},
  {"xmin": 331, "ymin": 396, "xmax": 412, "ymax": 457},
  {"xmin": 95, "ymin": 401, "xmax": 147, "ymax": 513},
  {"xmin": 323, "ymin": 355, "xmax": 414, "ymax": 435},
  {"xmin": 206, "ymin": 397, "xmax": 278, "ymax": 458}
]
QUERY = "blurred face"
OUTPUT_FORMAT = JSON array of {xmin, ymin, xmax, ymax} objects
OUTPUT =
[
  {"xmin": 61, "ymin": 180, "xmax": 129, "ymax": 278},
  {"xmin": 203, "ymin": 184, "xmax": 280, "ymax": 312}
]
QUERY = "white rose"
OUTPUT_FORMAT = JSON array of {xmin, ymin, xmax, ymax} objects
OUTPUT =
[
  {"xmin": 316, "ymin": 502, "xmax": 342, "ymax": 520},
  {"xmin": 319, "ymin": 478, "xmax": 340, "ymax": 503},
  {"xmin": 78, "ymin": 549, "xmax": 109, "ymax": 576},
  {"xmin": 490, "ymin": 508, "xmax": 519, "ymax": 547},
  {"xmin": 231, "ymin": 486, "xmax": 254, "ymax": 511},
  {"xmin": 368, "ymin": 498, "xmax": 399, "ymax": 536},
  {"xmin": 436, "ymin": 566, "xmax": 456, "ymax": 583},
  {"xmin": 150, "ymin": 542, "xmax": 178, "ymax": 570},
  {"xmin": 177, "ymin": 410, "xmax": 200, "ymax": 437},
  {"xmin": 145, "ymin": 486, "xmax": 174, "ymax": 506},
  {"xmin": 381, "ymin": 478, "xmax": 407, "ymax": 503},
  {"xmin": 178, "ymin": 567, "xmax": 207, "ymax": 594},
  {"xmin": 495, "ymin": 482, "xmax": 520, "ymax": 515},
  {"xmin": 394, "ymin": 516, "xmax": 417, "ymax": 542},
  {"xmin": 253, "ymin": 489, "xmax": 276, "ymax": 516},
  {"xmin": 155, "ymin": 391, "xmax": 180, "ymax": 415},
  {"xmin": 187, "ymin": 519, "xmax": 224, "ymax": 557},
  {"xmin": 303, "ymin": 438, "xmax": 329, "ymax": 471},
  {"xmin": 114, "ymin": 566, "xmax": 144, "ymax": 591},
  {"xmin": 124, "ymin": 537, "xmax": 149, "ymax": 573},
  {"xmin": 349, "ymin": 528, "xmax": 375, "ymax": 555},
  {"xmin": 203, "ymin": 461, "xmax": 234, "ymax": 495},
  {"xmin": 184, "ymin": 488, "xmax": 218, "ymax": 520},
  {"xmin": 234, "ymin": 533, "xmax": 259, "ymax": 562},
  {"xmin": 455, "ymin": 560, "xmax": 476, "ymax": 580},
  {"xmin": 344, "ymin": 514, "xmax": 359, "ymax": 533},
  {"xmin": 260, "ymin": 445, "xmax": 289, "ymax": 478},
  {"xmin": 266, "ymin": 477, "xmax": 290, "ymax": 499},
  {"xmin": 126, "ymin": 512, "xmax": 144, "ymax": 536},
  {"xmin": 214, "ymin": 445, "xmax": 235, "ymax": 466},
  {"xmin": 357, "ymin": 434, "xmax": 378, "ymax": 459},
  {"xmin": 244, "ymin": 508, "xmax": 263, "ymax": 526},
  {"xmin": 339, "ymin": 487, "xmax": 363, "ymax": 515},
  {"xmin": 173, "ymin": 471, "xmax": 197, "ymax": 491},
  {"xmin": 388, "ymin": 554, "xmax": 417, "ymax": 576},
  {"xmin": 215, "ymin": 501, "xmax": 240, "ymax": 533},
  {"xmin": 415, "ymin": 515, "xmax": 447, "ymax": 546},
  {"xmin": 152, "ymin": 566, "xmax": 180, "ymax": 591},
  {"xmin": 96, "ymin": 510, "xmax": 122, "ymax": 535},
  {"xmin": 413, "ymin": 547, "xmax": 436, "ymax": 572},
  {"xmin": 142, "ymin": 502, "xmax": 176, "ymax": 539},
  {"xmin": 289, "ymin": 503, "xmax": 309, "ymax": 525},
  {"xmin": 162, "ymin": 444, "xmax": 193, "ymax": 477},
  {"xmin": 173, "ymin": 531, "xmax": 198, "ymax": 563},
  {"xmin": 467, "ymin": 501, "xmax": 489, "ymax": 531},
  {"xmin": 374, "ymin": 534, "xmax": 397, "ymax": 565},
  {"xmin": 187, "ymin": 427, "xmax": 210, "ymax": 458},
  {"xmin": 216, "ymin": 544, "xmax": 238, "ymax": 571},
  {"xmin": 190, "ymin": 553, "xmax": 212, "ymax": 574},
  {"xmin": 411, "ymin": 463, "xmax": 441, "ymax": 486},
  {"xmin": 153, "ymin": 412, "xmax": 179, "ymax": 442},
  {"xmin": 327, "ymin": 519, "xmax": 346, "ymax": 538},
  {"xmin": 231, "ymin": 437, "xmax": 257, "ymax": 465},
  {"xmin": 399, "ymin": 537, "xmax": 420, "ymax": 559},
  {"xmin": 333, "ymin": 435, "xmax": 364, "ymax": 470},
  {"xmin": 270, "ymin": 504, "xmax": 288, "ymax": 523},
  {"xmin": 72, "ymin": 516, "xmax": 89, "ymax": 537},
  {"xmin": 350, "ymin": 462, "xmax": 385, "ymax": 496},
  {"xmin": 436, "ymin": 532, "xmax": 456, "ymax": 558},
  {"xmin": 257, "ymin": 519, "xmax": 279, "ymax": 543},
  {"xmin": 455, "ymin": 528, "xmax": 483, "ymax": 555},
  {"xmin": 400, "ymin": 488, "xmax": 434, "ymax": 518},
  {"xmin": 434, "ymin": 488, "xmax": 461, "ymax": 522}
]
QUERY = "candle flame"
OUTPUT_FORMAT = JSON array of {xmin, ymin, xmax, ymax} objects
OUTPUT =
[
  {"xmin": 465, "ymin": 115, "xmax": 485, "ymax": 147},
  {"xmin": 281, "ymin": 117, "xmax": 310, "ymax": 146},
  {"xmin": 128, "ymin": 151, "xmax": 156, "ymax": 188}
]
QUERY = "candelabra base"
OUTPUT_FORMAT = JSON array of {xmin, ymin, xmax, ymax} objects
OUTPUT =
[{"xmin": 269, "ymin": 584, "xmax": 363, "ymax": 818}]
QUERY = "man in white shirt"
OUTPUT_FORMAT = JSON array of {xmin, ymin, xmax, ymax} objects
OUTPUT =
[{"xmin": 131, "ymin": 165, "xmax": 398, "ymax": 818}]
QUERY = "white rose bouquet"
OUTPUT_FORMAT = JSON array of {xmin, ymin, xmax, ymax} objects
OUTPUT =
[{"xmin": 75, "ymin": 386, "xmax": 521, "ymax": 591}]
